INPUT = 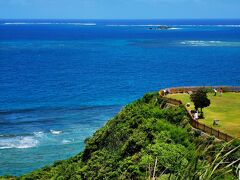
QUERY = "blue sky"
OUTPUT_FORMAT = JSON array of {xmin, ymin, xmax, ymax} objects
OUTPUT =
[{"xmin": 0, "ymin": 0, "xmax": 240, "ymax": 19}]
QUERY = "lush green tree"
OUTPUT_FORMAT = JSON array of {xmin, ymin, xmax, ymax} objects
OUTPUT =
[{"xmin": 190, "ymin": 88, "xmax": 211, "ymax": 116}]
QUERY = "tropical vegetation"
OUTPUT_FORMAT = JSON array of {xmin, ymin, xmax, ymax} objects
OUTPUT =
[{"xmin": 1, "ymin": 93, "xmax": 239, "ymax": 180}]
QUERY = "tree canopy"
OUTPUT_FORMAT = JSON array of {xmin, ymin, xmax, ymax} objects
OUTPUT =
[{"xmin": 190, "ymin": 88, "xmax": 211, "ymax": 114}]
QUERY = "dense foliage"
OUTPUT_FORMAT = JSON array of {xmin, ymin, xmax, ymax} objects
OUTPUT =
[{"xmin": 1, "ymin": 93, "xmax": 239, "ymax": 180}]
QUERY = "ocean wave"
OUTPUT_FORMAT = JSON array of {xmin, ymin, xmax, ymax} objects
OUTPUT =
[
  {"xmin": 168, "ymin": 28, "xmax": 182, "ymax": 30},
  {"xmin": 0, "ymin": 133, "xmax": 33, "ymax": 138},
  {"xmin": 180, "ymin": 40, "xmax": 240, "ymax": 47},
  {"xmin": 50, "ymin": 130, "xmax": 62, "ymax": 135},
  {"xmin": 0, "ymin": 136, "xmax": 38, "ymax": 149},
  {"xmin": 2, "ymin": 22, "xmax": 96, "ymax": 26},
  {"xmin": 0, "ymin": 105, "xmax": 119, "ymax": 116},
  {"xmin": 62, "ymin": 139, "xmax": 73, "ymax": 144},
  {"xmin": 215, "ymin": 25, "xmax": 240, "ymax": 27},
  {"xmin": 33, "ymin": 131, "xmax": 45, "ymax": 138},
  {"xmin": 181, "ymin": 40, "xmax": 221, "ymax": 45}
]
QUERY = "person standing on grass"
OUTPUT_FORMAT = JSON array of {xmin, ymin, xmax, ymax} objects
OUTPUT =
[
  {"xmin": 163, "ymin": 89, "xmax": 166, "ymax": 96},
  {"xmin": 213, "ymin": 88, "xmax": 217, "ymax": 96},
  {"xmin": 194, "ymin": 111, "xmax": 199, "ymax": 121},
  {"xmin": 219, "ymin": 88, "xmax": 223, "ymax": 96}
]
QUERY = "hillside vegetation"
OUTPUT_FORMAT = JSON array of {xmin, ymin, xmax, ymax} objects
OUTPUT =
[{"xmin": 1, "ymin": 93, "xmax": 240, "ymax": 180}]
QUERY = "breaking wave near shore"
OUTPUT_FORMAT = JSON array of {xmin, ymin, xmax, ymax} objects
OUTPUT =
[{"xmin": 0, "ymin": 130, "xmax": 64, "ymax": 149}]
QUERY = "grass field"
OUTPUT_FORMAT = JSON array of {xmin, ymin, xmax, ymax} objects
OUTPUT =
[{"xmin": 166, "ymin": 92, "xmax": 240, "ymax": 138}]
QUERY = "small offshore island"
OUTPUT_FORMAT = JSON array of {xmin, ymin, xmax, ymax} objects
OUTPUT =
[
  {"xmin": 2, "ymin": 87, "xmax": 239, "ymax": 180},
  {"xmin": 148, "ymin": 25, "xmax": 171, "ymax": 30}
]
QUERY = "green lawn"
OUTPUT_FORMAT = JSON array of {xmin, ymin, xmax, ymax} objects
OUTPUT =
[{"xmin": 166, "ymin": 92, "xmax": 240, "ymax": 138}]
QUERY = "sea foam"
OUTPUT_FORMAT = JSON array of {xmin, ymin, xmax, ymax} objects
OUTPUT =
[
  {"xmin": 180, "ymin": 40, "xmax": 240, "ymax": 47},
  {"xmin": 62, "ymin": 139, "xmax": 73, "ymax": 144},
  {"xmin": 33, "ymin": 131, "xmax": 45, "ymax": 138},
  {"xmin": 0, "ymin": 136, "xmax": 39, "ymax": 149},
  {"xmin": 50, "ymin": 130, "xmax": 62, "ymax": 135}
]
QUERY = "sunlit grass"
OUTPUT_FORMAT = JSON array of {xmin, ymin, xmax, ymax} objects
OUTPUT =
[{"xmin": 166, "ymin": 92, "xmax": 240, "ymax": 138}]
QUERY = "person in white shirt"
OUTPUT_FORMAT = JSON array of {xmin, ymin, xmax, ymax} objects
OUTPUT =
[
  {"xmin": 194, "ymin": 111, "xmax": 198, "ymax": 121},
  {"xmin": 213, "ymin": 89, "xmax": 217, "ymax": 96}
]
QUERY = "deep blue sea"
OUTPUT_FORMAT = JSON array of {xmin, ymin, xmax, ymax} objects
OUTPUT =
[{"xmin": 0, "ymin": 19, "xmax": 240, "ymax": 176}]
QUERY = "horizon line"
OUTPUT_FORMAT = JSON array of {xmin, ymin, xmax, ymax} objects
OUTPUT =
[{"xmin": 1, "ymin": 18, "xmax": 240, "ymax": 20}]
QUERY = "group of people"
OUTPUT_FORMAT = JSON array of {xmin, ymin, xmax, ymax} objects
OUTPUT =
[
  {"xmin": 213, "ymin": 88, "xmax": 223, "ymax": 96},
  {"xmin": 159, "ymin": 88, "xmax": 170, "ymax": 96}
]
